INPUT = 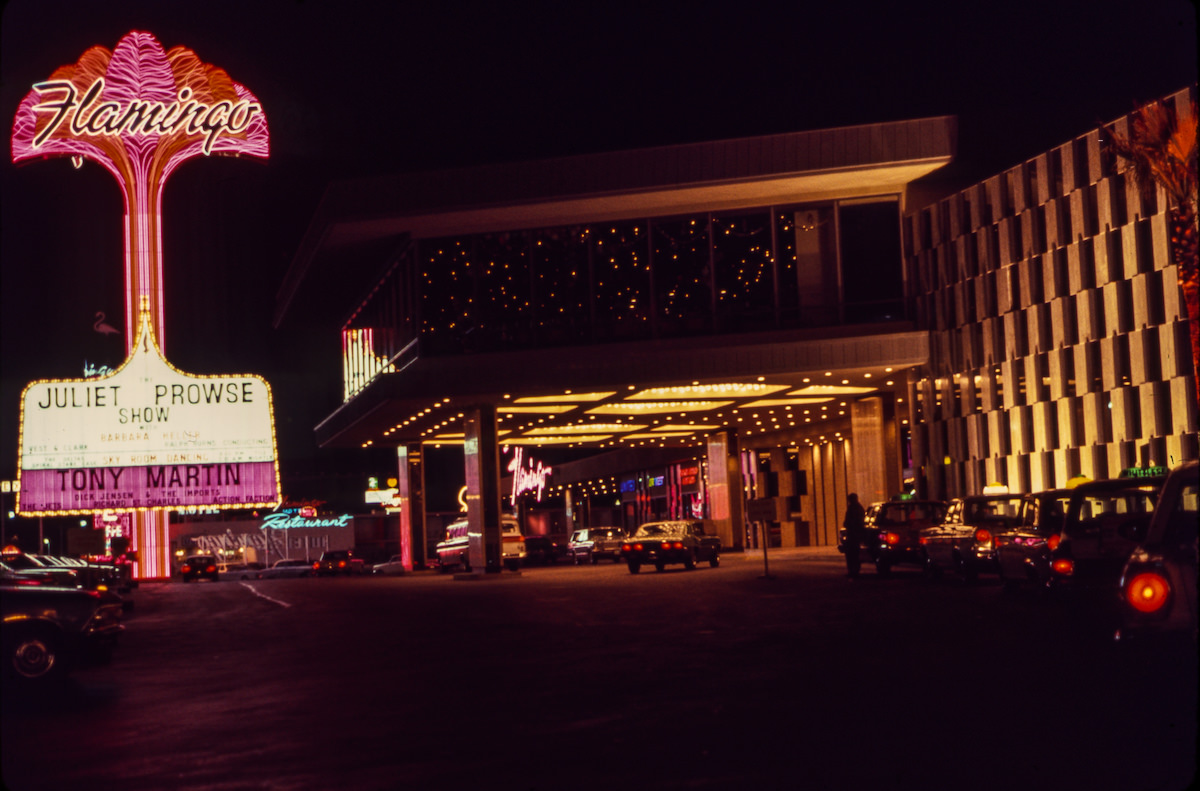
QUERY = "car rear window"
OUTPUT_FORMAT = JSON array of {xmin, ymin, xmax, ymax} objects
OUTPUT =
[{"xmin": 635, "ymin": 523, "xmax": 685, "ymax": 538}]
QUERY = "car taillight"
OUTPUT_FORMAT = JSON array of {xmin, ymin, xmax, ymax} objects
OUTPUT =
[
  {"xmin": 312, "ymin": 562, "xmax": 320, "ymax": 570},
  {"xmin": 1051, "ymin": 558, "xmax": 1074, "ymax": 576},
  {"xmin": 884, "ymin": 532, "xmax": 901, "ymax": 546},
  {"xmin": 974, "ymin": 528, "xmax": 993, "ymax": 546},
  {"xmin": 1046, "ymin": 534, "xmax": 1061, "ymax": 551},
  {"xmin": 622, "ymin": 543, "xmax": 631, "ymax": 552},
  {"xmin": 1125, "ymin": 572, "xmax": 1171, "ymax": 614},
  {"xmin": 919, "ymin": 536, "xmax": 928, "ymax": 545},
  {"xmin": 667, "ymin": 541, "xmax": 683, "ymax": 550},
  {"xmin": 205, "ymin": 565, "xmax": 216, "ymax": 573},
  {"xmin": 338, "ymin": 560, "xmax": 347, "ymax": 568},
  {"xmin": 634, "ymin": 543, "xmax": 644, "ymax": 551},
  {"xmin": 181, "ymin": 564, "xmax": 192, "ymax": 573}
]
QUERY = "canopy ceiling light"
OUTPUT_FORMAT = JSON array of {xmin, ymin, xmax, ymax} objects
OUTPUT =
[
  {"xmin": 788, "ymin": 385, "xmax": 877, "ymax": 397},
  {"xmin": 621, "ymin": 432, "xmax": 695, "ymax": 439},
  {"xmin": 521, "ymin": 423, "xmax": 647, "ymax": 435},
  {"xmin": 586, "ymin": 400, "xmax": 734, "ymax": 415},
  {"xmin": 740, "ymin": 397, "xmax": 834, "ymax": 408},
  {"xmin": 626, "ymin": 383, "xmax": 788, "ymax": 400},
  {"xmin": 500, "ymin": 405, "xmax": 580, "ymax": 414},
  {"xmin": 508, "ymin": 434, "xmax": 614, "ymax": 445},
  {"xmin": 513, "ymin": 392, "xmax": 616, "ymax": 403}
]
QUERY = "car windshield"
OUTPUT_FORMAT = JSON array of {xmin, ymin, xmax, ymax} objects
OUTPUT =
[{"xmin": 634, "ymin": 523, "xmax": 685, "ymax": 538}]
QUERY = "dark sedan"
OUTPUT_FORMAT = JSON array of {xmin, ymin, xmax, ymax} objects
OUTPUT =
[
  {"xmin": 1048, "ymin": 472, "xmax": 1168, "ymax": 593},
  {"xmin": 1, "ymin": 570, "xmax": 124, "ymax": 685},
  {"xmin": 179, "ymin": 554, "xmax": 219, "ymax": 582},
  {"xmin": 921, "ymin": 494, "xmax": 1024, "ymax": 582},
  {"xmin": 621, "ymin": 520, "xmax": 720, "ymax": 573},
  {"xmin": 872, "ymin": 498, "xmax": 947, "ymax": 576},
  {"xmin": 1115, "ymin": 460, "xmax": 1197, "ymax": 643},
  {"xmin": 995, "ymin": 488, "xmax": 1073, "ymax": 591}
]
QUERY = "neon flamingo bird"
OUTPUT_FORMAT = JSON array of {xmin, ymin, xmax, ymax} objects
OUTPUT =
[{"xmin": 93, "ymin": 312, "xmax": 120, "ymax": 336}]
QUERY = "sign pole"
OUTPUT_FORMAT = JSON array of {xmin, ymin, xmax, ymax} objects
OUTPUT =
[{"xmin": 11, "ymin": 31, "xmax": 271, "ymax": 579}]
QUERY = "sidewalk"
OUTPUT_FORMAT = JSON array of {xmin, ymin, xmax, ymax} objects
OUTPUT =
[{"xmin": 735, "ymin": 545, "xmax": 843, "ymax": 563}]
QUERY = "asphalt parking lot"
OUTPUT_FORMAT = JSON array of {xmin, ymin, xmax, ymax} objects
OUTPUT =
[{"xmin": 3, "ymin": 548, "xmax": 1195, "ymax": 791}]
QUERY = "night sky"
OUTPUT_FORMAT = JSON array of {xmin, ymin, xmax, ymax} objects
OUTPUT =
[{"xmin": 1, "ymin": 0, "xmax": 1196, "ymax": 506}]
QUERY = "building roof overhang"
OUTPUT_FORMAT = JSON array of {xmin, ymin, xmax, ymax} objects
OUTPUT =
[
  {"xmin": 317, "ymin": 323, "xmax": 930, "ymax": 452},
  {"xmin": 276, "ymin": 115, "xmax": 956, "ymax": 328}
]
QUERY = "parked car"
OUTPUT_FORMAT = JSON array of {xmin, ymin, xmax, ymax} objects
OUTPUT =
[
  {"xmin": 179, "ymin": 554, "xmax": 219, "ymax": 582},
  {"xmin": 372, "ymin": 555, "xmax": 408, "ymax": 576},
  {"xmin": 259, "ymin": 558, "xmax": 315, "ymax": 579},
  {"xmin": 1048, "ymin": 473, "xmax": 1168, "ymax": 593},
  {"xmin": 435, "ymin": 516, "xmax": 525, "ymax": 572},
  {"xmin": 313, "ymin": 550, "xmax": 367, "ymax": 577},
  {"xmin": 567, "ymin": 526, "xmax": 629, "ymax": 564},
  {"xmin": 620, "ymin": 520, "xmax": 720, "ymax": 573},
  {"xmin": 1, "ymin": 569, "xmax": 124, "ymax": 685},
  {"xmin": 872, "ymin": 498, "xmax": 947, "ymax": 576},
  {"xmin": 921, "ymin": 493, "xmax": 1025, "ymax": 582},
  {"xmin": 220, "ymin": 562, "xmax": 266, "ymax": 580},
  {"xmin": 523, "ymin": 536, "xmax": 566, "ymax": 566},
  {"xmin": 994, "ymin": 488, "xmax": 1073, "ymax": 591},
  {"xmin": 0, "ymin": 551, "xmax": 123, "ymax": 592},
  {"xmin": 1115, "ymin": 460, "xmax": 1197, "ymax": 643}
]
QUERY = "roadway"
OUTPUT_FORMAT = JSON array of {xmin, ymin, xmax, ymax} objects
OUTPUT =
[{"xmin": 2, "ymin": 548, "xmax": 1195, "ymax": 791}]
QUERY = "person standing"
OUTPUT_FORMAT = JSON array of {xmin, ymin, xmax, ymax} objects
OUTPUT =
[{"xmin": 843, "ymin": 492, "xmax": 866, "ymax": 578}]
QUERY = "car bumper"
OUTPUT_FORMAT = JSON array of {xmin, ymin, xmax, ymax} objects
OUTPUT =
[{"xmin": 877, "ymin": 546, "xmax": 925, "ymax": 566}]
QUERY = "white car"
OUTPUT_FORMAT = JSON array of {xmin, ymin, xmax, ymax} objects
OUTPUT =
[
  {"xmin": 258, "ymin": 559, "xmax": 314, "ymax": 579},
  {"xmin": 372, "ymin": 555, "xmax": 408, "ymax": 576},
  {"xmin": 436, "ymin": 516, "xmax": 525, "ymax": 572}
]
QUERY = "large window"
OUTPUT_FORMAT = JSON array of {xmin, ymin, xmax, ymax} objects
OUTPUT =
[
  {"xmin": 592, "ymin": 221, "xmax": 650, "ymax": 341},
  {"xmin": 652, "ymin": 216, "xmax": 711, "ymax": 337},
  {"xmin": 840, "ymin": 200, "xmax": 904, "ymax": 323},
  {"xmin": 532, "ymin": 226, "xmax": 591, "ymax": 345},
  {"xmin": 713, "ymin": 210, "xmax": 774, "ymax": 332}
]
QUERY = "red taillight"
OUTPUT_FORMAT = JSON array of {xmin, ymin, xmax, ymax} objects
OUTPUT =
[
  {"xmin": 667, "ymin": 541, "xmax": 683, "ymax": 550},
  {"xmin": 974, "ymin": 528, "xmax": 993, "ymax": 546},
  {"xmin": 622, "ymin": 543, "xmax": 631, "ymax": 552},
  {"xmin": 919, "ymin": 536, "xmax": 928, "ymax": 545},
  {"xmin": 1126, "ymin": 572, "xmax": 1171, "ymax": 614},
  {"xmin": 884, "ymin": 532, "xmax": 901, "ymax": 546},
  {"xmin": 181, "ymin": 564, "xmax": 192, "ymax": 573},
  {"xmin": 1046, "ymin": 534, "xmax": 1061, "ymax": 551},
  {"xmin": 312, "ymin": 562, "xmax": 320, "ymax": 570},
  {"xmin": 634, "ymin": 543, "xmax": 644, "ymax": 551},
  {"xmin": 338, "ymin": 560, "xmax": 347, "ymax": 568},
  {"xmin": 1051, "ymin": 558, "xmax": 1074, "ymax": 576}
]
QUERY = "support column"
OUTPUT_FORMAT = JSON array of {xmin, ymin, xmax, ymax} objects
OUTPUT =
[
  {"xmin": 463, "ymin": 405, "xmax": 504, "ymax": 574},
  {"xmin": 849, "ymin": 396, "xmax": 891, "ymax": 505},
  {"xmin": 396, "ymin": 444, "xmax": 426, "ymax": 571},
  {"xmin": 705, "ymin": 429, "xmax": 744, "ymax": 552}
]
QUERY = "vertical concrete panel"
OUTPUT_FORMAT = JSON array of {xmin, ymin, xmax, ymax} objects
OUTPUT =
[
  {"xmin": 463, "ymin": 405, "xmax": 504, "ymax": 573},
  {"xmin": 850, "ymin": 398, "xmax": 889, "ymax": 505},
  {"xmin": 395, "ymin": 444, "xmax": 426, "ymax": 571},
  {"xmin": 705, "ymin": 430, "xmax": 744, "ymax": 551}
]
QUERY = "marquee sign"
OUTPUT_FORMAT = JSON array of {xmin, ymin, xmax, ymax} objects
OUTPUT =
[{"xmin": 17, "ymin": 303, "xmax": 280, "ymax": 515}]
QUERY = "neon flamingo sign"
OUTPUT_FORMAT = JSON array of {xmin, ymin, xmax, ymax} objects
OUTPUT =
[
  {"xmin": 11, "ymin": 31, "xmax": 270, "ymax": 580},
  {"xmin": 506, "ymin": 447, "xmax": 552, "ymax": 506},
  {"xmin": 11, "ymin": 30, "xmax": 269, "ymax": 345}
]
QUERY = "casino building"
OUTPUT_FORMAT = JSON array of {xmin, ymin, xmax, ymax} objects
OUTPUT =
[{"xmin": 277, "ymin": 88, "xmax": 1197, "ymax": 567}]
